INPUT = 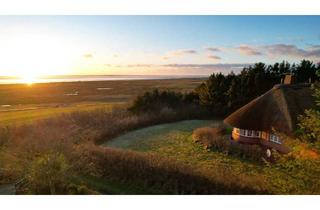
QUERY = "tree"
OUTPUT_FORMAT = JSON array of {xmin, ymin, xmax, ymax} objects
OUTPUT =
[
  {"xmin": 294, "ymin": 60, "xmax": 318, "ymax": 83},
  {"xmin": 298, "ymin": 83, "xmax": 320, "ymax": 142}
]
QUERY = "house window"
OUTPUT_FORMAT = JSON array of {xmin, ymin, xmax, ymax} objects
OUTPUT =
[
  {"xmin": 240, "ymin": 129, "xmax": 246, "ymax": 136},
  {"xmin": 254, "ymin": 131, "xmax": 261, "ymax": 138},
  {"xmin": 269, "ymin": 134, "xmax": 281, "ymax": 144},
  {"xmin": 236, "ymin": 129, "xmax": 262, "ymax": 138}
]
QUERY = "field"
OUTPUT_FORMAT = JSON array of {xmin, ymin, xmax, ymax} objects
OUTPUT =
[
  {"xmin": 0, "ymin": 79, "xmax": 203, "ymax": 105},
  {"xmin": 0, "ymin": 78, "xmax": 204, "ymax": 125}
]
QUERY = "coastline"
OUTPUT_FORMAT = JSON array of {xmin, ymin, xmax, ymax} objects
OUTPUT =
[{"xmin": 0, "ymin": 75, "xmax": 208, "ymax": 85}]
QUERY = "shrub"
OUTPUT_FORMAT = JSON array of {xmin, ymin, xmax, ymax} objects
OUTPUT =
[
  {"xmin": 273, "ymin": 153, "xmax": 320, "ymax": 194},
  {"xmin": 26, "ymin": 152, "xmax": 70, "ymax": 194},
  {"xmin": 192, "ymin": 126, "xmax": 228, "ymax": 150},
  {"xmin": 192, "ymin": 127, "xmax": 264, "ymax": 162},
  {"xmin": 298, "ymin": 83, "xmax": 320, "ymax": 142},
  {"xmin": 128, "ymin": 89, "xmax": 201, "ymax": 115}
]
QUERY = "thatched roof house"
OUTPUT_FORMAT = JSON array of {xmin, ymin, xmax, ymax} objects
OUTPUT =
[{"xmin": 224, "ymin": 79, "xmax": 315, "ymax": 153}]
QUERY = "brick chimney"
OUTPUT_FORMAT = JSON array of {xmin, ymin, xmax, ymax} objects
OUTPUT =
[{"xmin": 282, "ymin": 74, "xmax": 296, "ymax": 85}]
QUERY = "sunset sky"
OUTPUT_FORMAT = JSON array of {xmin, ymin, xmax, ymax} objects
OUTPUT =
[{"xmin": 0, "ymin": 16, "xmax": 319, "ymax": 78}]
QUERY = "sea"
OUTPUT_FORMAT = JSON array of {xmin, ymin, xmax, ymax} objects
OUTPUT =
[{"xmin": 0, "ymin": 75, "xmax": 207, "ymax": 84}]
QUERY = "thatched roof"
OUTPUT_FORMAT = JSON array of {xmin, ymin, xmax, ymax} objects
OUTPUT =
[{"xmin": 224, "ymin": 84, "xmax": 315, "ymax": 135}]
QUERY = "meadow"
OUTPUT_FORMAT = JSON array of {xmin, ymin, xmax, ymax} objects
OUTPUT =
[{"xmin": 0, "ymin": 78, "xmax": 203, "ymax": 125}]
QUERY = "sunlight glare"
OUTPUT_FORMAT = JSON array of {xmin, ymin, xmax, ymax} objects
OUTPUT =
[
  {"xmin": 0, "ymin": 28, "xmax": 77, "ymax": 84},
  {"xmin": 21, "ymin": 74, "xmax": 37, "ymax": 85}
]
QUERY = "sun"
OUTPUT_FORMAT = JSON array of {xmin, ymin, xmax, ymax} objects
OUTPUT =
[
  {"xmin": 21, "ymin": 74, "xmax": 37, "ymax": 85},
  {"xmin": 0, "ymin": 29, "xmax": 76, "ymax": 84}
]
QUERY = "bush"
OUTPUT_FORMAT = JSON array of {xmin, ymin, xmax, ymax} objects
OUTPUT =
[
  {"xmin": 26, "ymin": 152, "xmax": 70, "ymax": 194},
  {"xmin": 272, "ymin": 152, "xmax": 320, "ymax": 194},
  {"xmin": 298, "ymin": 83, "xmax": 320, "ymax": 142},
  {"xmin": 192, "ymin": 126, "xmax": 229, "ymax": 151},
  {"xmin": 128, "ymin": 89, "xmax": 201, "ymax": 114},
  {"xmin": 192, "ymin": 127, "xmax": 264, "ymax": 162}
]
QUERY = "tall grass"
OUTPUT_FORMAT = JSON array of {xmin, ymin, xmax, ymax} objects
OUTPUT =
[{"xmin": 72, "ymin": 143, "xmax": 268, "ymax": 194}]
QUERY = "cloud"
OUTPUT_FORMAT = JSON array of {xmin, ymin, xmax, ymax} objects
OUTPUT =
[
  {"xmin": 83, "ymin": 53, "xmax": 93, "ymax": 58},
  {"xmin": 205, "ymin": 47, "xmax": 221, "ymax": 52},
  {"xmin": 237, "ymin": 45, "xmax": 263, "ymax": 56},
  {"xmin": 161, "ymin": 63, "xmax": 249, "ymax": 71},
  {"xmin": 161, "ymin": 56, "xmax": 170, "ymax": 61},
  {"xmin": 103, "ymin": 63, "xmax": 249, "ymax": 73},
  {"xmin": 126, "ymin": 64, "xmax": 153, "ymax": 68},
  {"xmin": 169, "ymin": 49, "xmax": 197, "ymax": 56},
  {"xmin": 207, "ymin": 55, "xmax": 221, "ymax": 60},
  {"xmin": 309, "ymin": 44, "xmax": 320, "ymax": 49},
  {"xmin": 233, "ymin": 43, "xmax": 320, "ymax": 59},
  {"xmin": 264, "ymin": 44, "xmax": 320, "ymax": 58},
  {"xmin": 162, "ymin": 49, "xmax": 197, "ymax": 60}
]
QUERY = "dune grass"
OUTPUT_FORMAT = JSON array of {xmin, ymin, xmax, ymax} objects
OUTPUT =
[
  {"xmin": 78, "ymin": 175, "xmax": 163, "ymax": 195},
  {"xmin": 0, "ymin": 102, "xmax": 118, "ymax": 125}
]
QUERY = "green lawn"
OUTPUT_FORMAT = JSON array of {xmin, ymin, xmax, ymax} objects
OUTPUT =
[
  {"xmin": 104, "ymin": 120, "xmax": 265, "ymax": 175},
  {"xmin": 103, "ymin": 120, "xmax": 319, "ymax": 194}
]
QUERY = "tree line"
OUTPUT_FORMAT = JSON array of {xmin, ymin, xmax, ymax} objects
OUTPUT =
[
  {"xmin": 129, "ymin": 60, "xmax": 320, "ymax": 117},
  {"xmin": 196, "ymin": 60, "xmax": 320, "ymax": 115}
]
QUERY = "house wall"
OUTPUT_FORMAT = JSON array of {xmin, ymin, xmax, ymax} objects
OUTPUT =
[
  {"xmin": 231, "ymin": 128, "xmax": 290, "ymax": 154},
  {"xmin": 261, "ymin": 131, "xmax": 269, "ymax": 140},
  {"xmin": 231, "ymin": 132, "xmax": 260, "ymax": 144}
]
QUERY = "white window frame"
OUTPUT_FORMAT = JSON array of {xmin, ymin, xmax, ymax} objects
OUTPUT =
[
  {"xmin": 269, "ymin": 134, "xmax": 281, "ymax": 144},
  {"xmin": 254, "ymin": 131, "xmax": 261, "ymax": 138},
  {"xmin": 235, "ymin": 128, "xmax": 261, "ymax": 138}
]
